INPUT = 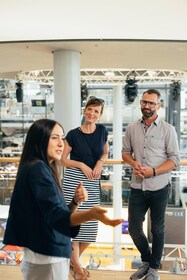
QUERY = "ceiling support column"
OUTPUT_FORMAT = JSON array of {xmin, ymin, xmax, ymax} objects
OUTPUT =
[{"xmin": 53, "ymin": 50, "xmax": 81, "ymax": 133}]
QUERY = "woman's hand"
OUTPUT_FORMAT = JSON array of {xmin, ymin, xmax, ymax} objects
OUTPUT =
[
  {"xmin": 80, "ymin": 163, "xmax": 94, "ymax": 180},
  {"xmin": 90, "ymin": 206, "xmax": 124, "ymax": 227},
  {"xmin": 92, "ymin": 160, "xmax": 102, "ymax": 179},
  {"xmin": 74, "ymin": 182, "xmax": 88, "ymax": 204},
  {"xmin": 70, "ymin": 205, "xmax": 124, "ymax": 226}
]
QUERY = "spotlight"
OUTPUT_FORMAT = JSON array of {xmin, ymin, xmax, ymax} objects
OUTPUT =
[
  {"xmin": 170, "ymin": 81, "xmax": 181, "ymax": 101},
  {"xmin": 81, "ymin": 84, "xmax": 88, "ymax": 106},
  {"xmin": 125, "ymin": 78, "xmax": 138, "ymax": 103},
  {"xmin": 15, "ymin": 82, "xmax": 23, "ymax": 103}
]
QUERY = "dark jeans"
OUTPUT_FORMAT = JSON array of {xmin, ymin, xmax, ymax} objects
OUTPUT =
[{"xmin": 128, "ymin": 184, "xmax": 171, "ymax": 269}]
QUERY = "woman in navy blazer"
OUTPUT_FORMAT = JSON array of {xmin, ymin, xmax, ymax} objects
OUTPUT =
[{"xmin": 3, "ymin": 119, "xmax": 123, "ymax": 280}]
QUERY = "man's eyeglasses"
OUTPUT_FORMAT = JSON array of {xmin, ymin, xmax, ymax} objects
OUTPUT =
[
  {"xmin": 88, "ymin": 96, "xmax": 105, "ymax": 104},
  {"xmin": 140, "ymin": 100, "xmax": 159, "ymax": 108}
]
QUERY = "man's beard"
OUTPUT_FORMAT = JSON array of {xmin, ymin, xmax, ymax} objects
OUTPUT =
[{"xmin": 141, "ymin": 108, "xmax": 155, "ymax": 118}]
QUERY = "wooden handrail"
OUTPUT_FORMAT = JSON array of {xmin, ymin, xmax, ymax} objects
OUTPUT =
[
  {"xmin": 0, "ymin": 157, "xmax": 20, "ymax": 163},
  {"xmin": 106, "ymin": 159, "xmax": 187, "ymax": 166},
  {"xmin": 0, "ymin": 157, "xmax": 187, "ymax": 165}
]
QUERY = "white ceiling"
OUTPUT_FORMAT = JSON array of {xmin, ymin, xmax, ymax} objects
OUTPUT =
[
  {"xmin": 1, "ymin": 40, "xmax": 187, "ymax": 81},
  {"xmin": 1, "ymin": 1, "xmax": 187, "ymax": 81}
]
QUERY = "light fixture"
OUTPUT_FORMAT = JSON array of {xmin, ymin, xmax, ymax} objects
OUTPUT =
[
  {"xmin": 124, "ymin": 77, "xmax": 138, "ymax": 103},
  {"xmin": 81, "ymin": 83, "xmax": 88, "ymax": 106},
  {"xmin": 170, "ymin": 81, "xmax": 181, "ymax": 102},
  {"xmin": 15, "ymin": 81, "xmax": 23, "ymax": 103}
]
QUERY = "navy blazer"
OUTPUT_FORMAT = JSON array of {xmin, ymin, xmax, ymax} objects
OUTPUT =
[{"xmin": 3, "ymin": 161, "xmax": 80, "ymax": 258}]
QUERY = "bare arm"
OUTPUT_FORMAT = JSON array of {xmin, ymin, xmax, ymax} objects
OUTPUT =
[
  {"xmin": 61, "ymin": 140, "xmax": 83, "ymax": 169},
  {"xmin": 155, "ymin": 159, "xmax": 176, "ymax": 175},
  {"xmin": 68, "ymin": 182, "xmax": 88, "ymax": 212},
  {"xmin": 122, "ymin": 153, "xmax": 145, "ymax": 179},
  {"xmin": 70, "ymin": 205, "xmax": 124, "ymax": 227},
  {"xmin": 122, "ymin": 153, "xmax": 142, "ymax": 170},
  {"xmin": 68, "ymin": 182, "xmax": 123, "ymax": 226},
  {"xmin": 61, "ymin": 140, "xmax": 93, "ymax": 179},
  {"xmin": 93, "ymin": 138, "xmax": 109, "ymax": 179},
  {"xmin": 99, "ymin": 139, "xmax": 109, "ymax": 163},
  {"xmin": 140, "ymin": 159, "xmax": 177, "ymax": 178}
]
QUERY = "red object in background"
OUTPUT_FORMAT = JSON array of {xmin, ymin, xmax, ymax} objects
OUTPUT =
[
  {"xmin": 0, "ymin": 250, "xmax": 13, "ymax": 262},
  {"xmin": 2, "ymin": 245, "xmax": 22, "ymax": 251},
  {"xmin": 0, "ymin": 245, "xmax": 23, "ymax": 264}
]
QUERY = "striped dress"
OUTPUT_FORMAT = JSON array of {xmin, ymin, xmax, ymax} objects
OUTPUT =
[
  {"xmin": 63, "ymin": 167, "xmax": 100, "ymax": 242},
  {"xmin": 62, "ymin": 124, "xmax": 108, "ymax": 243}
]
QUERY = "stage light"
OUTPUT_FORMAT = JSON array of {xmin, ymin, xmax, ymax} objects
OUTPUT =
[
  {"xmin": 125, "ymin": 78, "xmax": 138, "ymax": 103},
  {"xmin": 15, "ymin": 82, "xmax": 23, "ymax": 103},
  {"xmin": 81, "ymin": 84, "xmax": 88, "ymax": 106},
  {"xmin": 170, "ymin": 81, "xmax": 181, "ymax": 102}
]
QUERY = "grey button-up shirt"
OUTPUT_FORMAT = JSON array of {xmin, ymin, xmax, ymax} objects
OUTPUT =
[{"xmin": 122, "ymin": 117, "xmax": 180, "ymax": 191}]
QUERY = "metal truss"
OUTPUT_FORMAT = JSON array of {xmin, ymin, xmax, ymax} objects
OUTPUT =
[
  {"xmin": 17, "ymin": 70, "xmax": 54, "ymax": 86},
  {"xmin": 17, "ymin": 69, "xmax": 187, "ymax": 86},
  {"xmin": 80, "ymin": 69, "xmax": 186, "ymax": 85}
]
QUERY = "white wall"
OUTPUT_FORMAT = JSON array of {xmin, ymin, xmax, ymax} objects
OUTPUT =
[
  {"xmin": 97, "ymin": 207, "xmax": 148, "ymax": 246},
  {"xmin": 1, "ymin": 0, "xmax": 187, "ymax": 41}
]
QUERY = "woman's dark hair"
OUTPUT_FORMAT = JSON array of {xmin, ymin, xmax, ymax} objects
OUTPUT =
[{"xmin": 19, "ymin": 118, "xmax": 64, "ymax": 186}]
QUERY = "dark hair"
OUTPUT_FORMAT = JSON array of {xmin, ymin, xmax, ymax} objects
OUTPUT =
[
  {"xmin": 19, "ymin": 118, "xmax": 64, "ymax": 186},
  {"xmin": 143, "ymin": 89, "xmax": 161, "ymax": 99},
  {"xmin": 85, "ymin": 96, "xmax": 105, "ymax": 114}
]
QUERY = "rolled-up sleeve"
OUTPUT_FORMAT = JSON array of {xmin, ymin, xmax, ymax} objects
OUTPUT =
[
  {"xmin": 166, "ymin": 125, "xmax": 180, "ymax": 166},
  {"xmin": 122, "ymin": 125, "xmax": 132, "ymax": 155}
]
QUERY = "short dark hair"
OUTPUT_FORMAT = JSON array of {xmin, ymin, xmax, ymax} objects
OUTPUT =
[
  {"xmin": 85, "ymin": 96, "xmax": 105, "ymax": 114},
  {"xmin": 143, "ymin": 89, "xmax": 161, "ymax": 99}
]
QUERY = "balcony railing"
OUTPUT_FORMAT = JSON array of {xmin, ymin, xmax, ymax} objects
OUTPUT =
[{"xmin": 0, "ymin": 157, "xmax": 187, "ymax": 273}]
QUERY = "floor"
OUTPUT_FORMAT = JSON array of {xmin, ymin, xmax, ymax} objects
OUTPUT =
[
  {"xmin": 1, "ymin": 244, "xmax": 187, "ymax": 279},
  {"xmin": 1, "ymin": 265, "xmax": 187, "ymax": 280}
]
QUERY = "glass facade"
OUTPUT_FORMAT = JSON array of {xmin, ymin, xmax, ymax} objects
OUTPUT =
[
  {"xmin": 0, "ymin": 80, "xmax": 186, "ymax": 208},
  {"xmin": 0, "ymin": 81, "xmax": 186, "ymax": 271}
]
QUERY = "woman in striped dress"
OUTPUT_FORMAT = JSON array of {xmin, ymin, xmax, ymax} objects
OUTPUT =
[{"xmin": 62, "ymin": 97, "xmax": 109, "ymax": 280}]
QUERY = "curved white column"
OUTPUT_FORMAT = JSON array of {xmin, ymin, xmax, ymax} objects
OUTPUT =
[{"xmin": 53, "ymin": 50, "xmax": 81, "ymax": 133}]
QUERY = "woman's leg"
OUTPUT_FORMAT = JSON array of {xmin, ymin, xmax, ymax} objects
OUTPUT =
[
  {"xmin": 79, "ymin": 242, "xmax": 90, "ymax": 256},
  {"xmin": 79, "ymin": 242, "xmax": 90, "ymax": 276},
  {"xmin": 71, "ymin": 241, "xmax": 90, "ymax": 279},
  {"xmin": 71, "ymin": 242, "xmax": 81, "ymax": 272}
]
